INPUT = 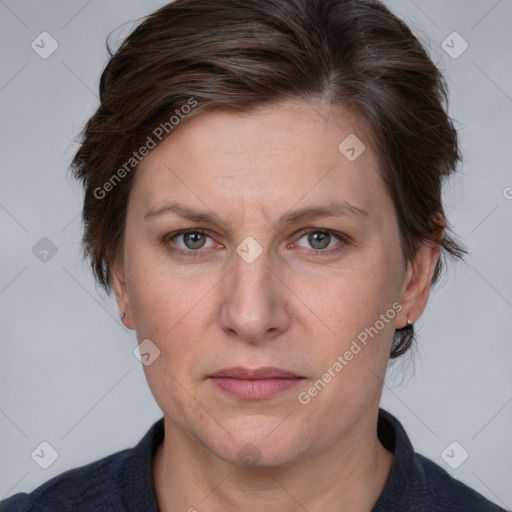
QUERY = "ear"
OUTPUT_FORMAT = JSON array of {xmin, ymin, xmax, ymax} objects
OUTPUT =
[
  {"xmin": 397, "ymin": 217, "xmax": 445, "ymax": 328},
  {"xmin": 111, "ymin": 257, "xmax": 135, "ymax": 330}
]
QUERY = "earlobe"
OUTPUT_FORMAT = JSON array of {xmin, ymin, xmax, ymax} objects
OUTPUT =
[
  {"xmin": 111, "ymin": 260, "xmax": 135, "ymax": 330},
  {"xmin": 397, "ymin": 237, "xmax": 442, "ymax": 329}
]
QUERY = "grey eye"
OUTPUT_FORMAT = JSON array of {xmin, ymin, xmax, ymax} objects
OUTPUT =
[
  {"xmin": 307, "ymin": 232, "xmax": 331, "ymax": 249},
  {"xmin": 182, "ymin": 232, "xmax": 207, "ymax": 249},
  {"xmin": 295, "ymin": 231, "xmax": 339, "ymax": 251},
  {"xmin": 171, "ymin": 231, "xmax": 215, "ymax": 251}
]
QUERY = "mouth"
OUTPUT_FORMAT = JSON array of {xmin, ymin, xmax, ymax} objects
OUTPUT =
[{"xmin": 208, "ymin": 366, "xmax": 305, "ymax": 400}]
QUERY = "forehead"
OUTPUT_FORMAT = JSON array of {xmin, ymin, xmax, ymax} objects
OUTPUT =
[{"xmin": 130, "ymin": 98, "xmax": 385, "ymax": 221}]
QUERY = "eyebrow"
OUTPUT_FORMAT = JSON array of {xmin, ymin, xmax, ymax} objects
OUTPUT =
[{"xmin": 143, "ymin": 199, "xmax": 369, "ymax": 227}]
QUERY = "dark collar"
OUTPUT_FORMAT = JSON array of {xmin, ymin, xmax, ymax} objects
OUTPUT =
[{"xmin": 372, "ymin": 408, "xmax": 417, "ymax": 510}]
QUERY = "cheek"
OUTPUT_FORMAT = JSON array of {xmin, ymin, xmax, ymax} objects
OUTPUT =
[
  {"xmin": 126, "ymin": 252, "xmax": 213, "ymax": 373},
  {"xmin": 298, "ymin": 260, "xmax": 398, "ymax": 414},
  {"xmin": 297, "ymin": 243, "xmax": 401, "ymax": 341},
  {"xmin": 124, "ymin": 242, "xmax": 190, "ymax": 335},
  {"xmin": 128, "ymin": 271, "xmax": 206, "ymax": 414},
  {"xmin": 291, "ymin": 250, "xmax": 402, "ymax": 415}
]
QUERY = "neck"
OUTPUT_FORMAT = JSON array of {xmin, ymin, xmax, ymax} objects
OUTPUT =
[{"xmin": 153, "ymin": 407, "xmax": 394, "ymax": 512}]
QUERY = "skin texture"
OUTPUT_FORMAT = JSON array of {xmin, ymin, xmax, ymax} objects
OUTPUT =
[{"xmin": 112, "ymin": 98, "xmax": 443, "ymax": 512}]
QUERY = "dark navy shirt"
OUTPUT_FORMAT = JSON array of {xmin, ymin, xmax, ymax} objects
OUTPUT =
[{"xmin": 1, "ymin": 408, "xmax": 506, "ymax": 511}]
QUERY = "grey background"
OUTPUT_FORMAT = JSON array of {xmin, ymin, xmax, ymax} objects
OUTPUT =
[{"xmin": 1, "ymin": 0, "xmax": 511, "ymax": 508}]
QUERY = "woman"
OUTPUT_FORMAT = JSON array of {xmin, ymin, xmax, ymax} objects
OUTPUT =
[{"xmin": 1, "ymin": 0, "xmax": 506, "ymax": 510}]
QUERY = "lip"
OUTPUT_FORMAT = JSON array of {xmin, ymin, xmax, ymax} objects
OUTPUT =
[
  {"xmin": 209, "ymin": 366, "xmax": 301, "ymax": 379},
  {"xmin": 209, "ymin": 367, "xmax": 304, "ymax": 400}
]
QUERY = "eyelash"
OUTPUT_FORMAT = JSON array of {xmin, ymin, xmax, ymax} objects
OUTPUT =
[{"xmin": 163, "ymin": 228, "xmax": 348, "ymax": 258}]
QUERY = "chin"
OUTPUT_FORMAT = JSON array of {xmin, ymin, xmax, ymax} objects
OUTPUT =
[{"xmin": 208, "ymin": 416, "xmax": 309, "ymax": 468}]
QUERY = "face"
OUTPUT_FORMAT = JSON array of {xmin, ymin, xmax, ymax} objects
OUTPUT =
[{"xmin": 113, "ymin": 98, "xmax": 435, "ymax": 466}]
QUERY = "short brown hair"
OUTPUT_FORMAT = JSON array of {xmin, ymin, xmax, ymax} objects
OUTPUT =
[{"xmin": 71, "ymin": 0, "xmax": 467, "ymax": 359}]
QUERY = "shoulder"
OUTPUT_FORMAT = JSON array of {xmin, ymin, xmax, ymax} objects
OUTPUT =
[
  {"xmin": 0, "ymin": 448, "xmax": 130, "ymax": 512},
  {"xmin": 374, "ymin": 409, "xmax": 507, "ymax": 511},
  {"xmin": 0, "ymin": 418, "xmax": 164, "ymax": 512},
  {"xmin": 413, "ymin": 453, "xmax": 507, "ymax": 512}
]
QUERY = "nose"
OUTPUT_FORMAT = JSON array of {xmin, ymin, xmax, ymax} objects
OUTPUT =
[{"xmin": 218, "ymin": 244, "xmax": 291, "ymax": 345}]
